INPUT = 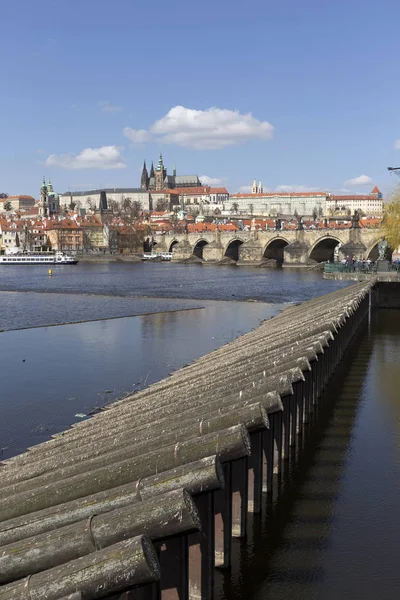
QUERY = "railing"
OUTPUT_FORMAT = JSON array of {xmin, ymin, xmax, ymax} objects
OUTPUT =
[
  {"xmin": 324, "ymin": 262, "xmax": 400, "ymax": 274},
  {"xmin": 324, "ymin": 263, "xmax": 377, "ymax": 273}
]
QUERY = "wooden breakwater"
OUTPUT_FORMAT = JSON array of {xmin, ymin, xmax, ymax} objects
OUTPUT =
[{"xmin": 0, "ymin": 281, "xmax": 375, "ymax": 599}]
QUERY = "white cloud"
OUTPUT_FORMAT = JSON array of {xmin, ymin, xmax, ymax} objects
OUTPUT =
[
  {"xmin": 124, "ymin": 105, "xmax": 274, "ymax": 150},
  {"xmin": 200, "ymin": 175, "xmax": 223, "ymax": 185},
  {"xmin": 394, "ymin": 140, "xmax": 400, "ymax": 149},
  {"xmin": 99, "ymin": 102, "xmax": 123, "ymax": 113},
  {"xmin": 275, "ymin": 184, "xmax": 319, "ymax": 193},
  {"xmin": 344, "ymin": 175, "xmax": 373, "ymax": 186},
  {"xmin": 45, "ymin": 146, "xmax": 126, "ymax": 170},
  {"xmin": 123, "ymin": 127, "xmax": 152, "ymax": 144}
]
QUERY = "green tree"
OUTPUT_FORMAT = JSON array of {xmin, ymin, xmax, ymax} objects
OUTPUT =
[
  {"xmin": 382, "ymin": 186, "xmax": 400, "ymax": 251},
  {"xmin": 4, "ymin": 200, "xmax": 12, "ymax": 211}
]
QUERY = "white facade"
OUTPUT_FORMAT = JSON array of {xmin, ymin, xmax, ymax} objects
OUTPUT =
[
  {"xmin": 7, "ymin": 196, "xmax": 36, "ymax": 211},
  {"xmin": 230, "ymin": 192, "xmax": 329, "ymax": 217},
  {"xmin": 326, "ymin": 196, "xmax": 383, "ymax": 216},
  {"xmin": 61, "ymin": 189, "xmax": 150, "ymax": 212},
  {"xmin": 179, "ymin": 187, "xmax": 229, "ymax": 206}
]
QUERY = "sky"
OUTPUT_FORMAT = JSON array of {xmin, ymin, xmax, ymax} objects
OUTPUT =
[{"xmin": 1, "ymin": 0, "xmax": 400, "ymax": 198}]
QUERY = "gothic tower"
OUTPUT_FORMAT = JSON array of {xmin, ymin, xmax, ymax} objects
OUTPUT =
[
  {"xmin": 38, "ymin": 176, "xmax": 48, "ymax": 218},
  {"xmin": 258, "ymin": 180, "xmax": 263, "ymax": 194},
  {"xmin": 140, "ymin": 160, "xmax": 149, "ymax": 190},
  {"xmin": 252, "ymin": 179, "xmax": 258, "ymax": 194},
  {"xmin": 155, "ymin": 153, "xmax": 167, "ymax": 191}
]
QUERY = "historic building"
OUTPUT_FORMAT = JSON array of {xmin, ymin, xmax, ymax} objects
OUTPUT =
[
  {"xmin": 61, "ymin": 188, "xmax": 150, "ymax": 212},
  {"xmin": 230, "ymin": 190, "xmax": 329, "ymax": 217},
  {"xmin": 37, "ymin": 178, "xmax": 60, "ymax": 218},
  {"xmin": 140, "ymin": 154, "xmax": 201, "ymax": 191},
  {"xmin": 6, "ymin": 195, "xmax": 36, "ymax": 211},
  {"xmin": 327, "ymin": 187, "xmax": 383, "ymax": 216}
]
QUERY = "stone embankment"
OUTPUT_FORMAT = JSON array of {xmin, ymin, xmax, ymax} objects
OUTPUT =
[{"xmin": 0, "ymin": 281, "xmax": 374, "ymax": 599}]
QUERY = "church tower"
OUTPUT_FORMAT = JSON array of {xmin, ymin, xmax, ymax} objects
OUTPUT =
[
  {"xmin": 155, "ymin": 153, "xmax": 167, "ymax": 191},
  {"xmin": 38, "ymin": 176, "xmax": 49, "ymax": 218},
  {"xmin": 140, "ymin": 160, "xmax": 149, "ymax": 190},
  {"xmin": 258, "ymin": 180, "xmax": 263, "ymax": 194},
  {"xmin": 252, "ymin": 179, "xmax": 258, "ymax": 194},
  {"xmin": 47, "ymin": 179, "xmax": 60, "ymax": 216}
]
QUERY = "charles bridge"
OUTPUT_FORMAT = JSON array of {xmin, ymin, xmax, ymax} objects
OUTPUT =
[{"xmin": 153, "ymin": 227, "xmax": 383, "ymax": 265}]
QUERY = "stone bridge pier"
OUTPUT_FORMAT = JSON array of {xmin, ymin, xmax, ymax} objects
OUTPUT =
[{"xmin": 155, "ymin": 228, "xmax": 383, "ymax": 266}]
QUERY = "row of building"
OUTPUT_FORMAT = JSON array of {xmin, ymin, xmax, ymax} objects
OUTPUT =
[{"xmin": 0, "ymin": 155, "xmax": 384, "ymax": 219}]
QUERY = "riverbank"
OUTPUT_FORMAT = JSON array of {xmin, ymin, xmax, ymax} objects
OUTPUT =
[{"xmin": 75, "ymin": 253, "xmax": 142, "ymax": 263}]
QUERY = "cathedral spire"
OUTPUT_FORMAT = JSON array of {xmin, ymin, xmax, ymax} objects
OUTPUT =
[
  {"xmin": 141, "ymin": 160, "xmax": 149, "ymax": 189},
  {"xmin": 252, "ymin": 178, "xmax": 257, "ymax": 194},
  {"xmin": 158, "ymin": 152, "xmax": 164, "ymax": 170},
  {"xmin": 149, "ymin": 161, "xmax": 155, "ymax": 178}
]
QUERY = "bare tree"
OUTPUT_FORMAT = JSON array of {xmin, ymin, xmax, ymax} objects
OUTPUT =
[{"xmin": 155, "ymin": 198, "xmax": 169, "ymax": 212}]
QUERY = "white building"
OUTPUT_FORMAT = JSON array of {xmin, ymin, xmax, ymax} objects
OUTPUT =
[
  {"xmin": 6, "ymin": 195, "xmax": 36, "ymax": 211},
  {"xmin": 60, "ymin": 188, "xmax": 151, "ymax": 212},
  {"xmin": 230, "ymin": 191, "xmax": 329, "ymax": 217},
  {"xmin": 176, "ymin": 186, "xmax": 229, "ymax": 206},
  {"xmin": 327, "ymin": 187, "xmax": 383, "ymax": 216}
]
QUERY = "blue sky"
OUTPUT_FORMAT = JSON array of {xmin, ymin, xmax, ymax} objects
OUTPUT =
[{"xmin": 1, "ymin": 0, "xmax": 400, "ymax": 197}]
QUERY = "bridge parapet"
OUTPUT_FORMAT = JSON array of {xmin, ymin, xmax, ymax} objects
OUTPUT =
[{"xmin": 158, "ymin": 228, "xmax": 383, "ymax": 265}]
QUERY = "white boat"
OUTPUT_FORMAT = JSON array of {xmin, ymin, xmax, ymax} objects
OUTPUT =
[
  {"xmin": 141, "ymin": 252, "xmax": 172, "ymax": 262},
  {"xmin": 0, "ymin": 251, "xmax": 78, "ymax": 265}
]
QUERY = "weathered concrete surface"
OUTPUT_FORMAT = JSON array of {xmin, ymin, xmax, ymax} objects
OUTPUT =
[
  {"xmin": 324, "ymin": 272, "xmax": 400, "ymax": 282},
  {"xmin": 0, "ymin": 281, "xmax": 374, "ymax": 599}
]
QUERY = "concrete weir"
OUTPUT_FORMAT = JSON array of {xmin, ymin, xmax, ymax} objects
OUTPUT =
[{"xmin": 0, "ymin": 281, "xmax": 375, "ymax": 599}]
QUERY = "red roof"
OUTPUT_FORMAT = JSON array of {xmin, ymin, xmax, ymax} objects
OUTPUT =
[
  {"xmin": 173, "ymin": 187, "xmax": 211, "ymax": 195},
  {"xmin": 7, "ymin": 195, "xmax": 35, "ymax": 200},
  {"xmin": 209, "ymin": 187, "xmax": 229, "ymax": 194},
  {"xmin": 371, "ymin": 186, "xmax": 381, "ymax": 194},
  {"xmin": 150, "ymin": 189, "xmax": 180, "ymax": 195}
]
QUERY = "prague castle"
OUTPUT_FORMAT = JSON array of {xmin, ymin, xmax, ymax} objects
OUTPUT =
[{"xmin": 140, "ymin": 154, "xmax": 201, "ymax": 191}]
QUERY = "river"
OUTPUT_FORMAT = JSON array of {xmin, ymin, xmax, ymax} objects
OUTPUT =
[{"xmin": 1, "ymin": 263, "xmax": 399, "ymax": 599}]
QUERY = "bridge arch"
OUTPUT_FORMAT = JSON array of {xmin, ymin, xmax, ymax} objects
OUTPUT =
[
  {"xmin": 224, "ymin": 238, "xmax": 245, "ymax": 262},
  {"xmin": 263, "ymin": 236, "xmax": 290, "ymax": 265},
  {"xmin": 193, "ymin": 239, "xmax": 209, "ymax": 259},
  {"xmin": 168, "ymin": 239, "xmax": 179, "ymax": 253},
  {"xmin": 309, "ymin": 235, "xmax": 342, "ymax": 262}
]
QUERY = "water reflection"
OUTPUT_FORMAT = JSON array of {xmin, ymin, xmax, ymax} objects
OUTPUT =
[
  {"xmin": 0, "ymin": 300, "xmax": 281, "ymax": 460},
  {"xmin": 218, "ymin": 310, "xmax": 400, "ymax": 600}
]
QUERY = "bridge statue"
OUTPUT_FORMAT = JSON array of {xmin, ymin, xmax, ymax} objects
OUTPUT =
[
  {"xmin": 351, "ymin": 210, "xmax": 360, "ymax": 229},
  {"xmin": 297, "ymin": 214, "xmax": 304, "ymax": 230},
  {"xmin": 333, "ymin": 242, "xmax": 342, "ymax": 263},
  {"xmin": 378, "ymin": 237, "xmax": 388, "ymax": 260}
]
